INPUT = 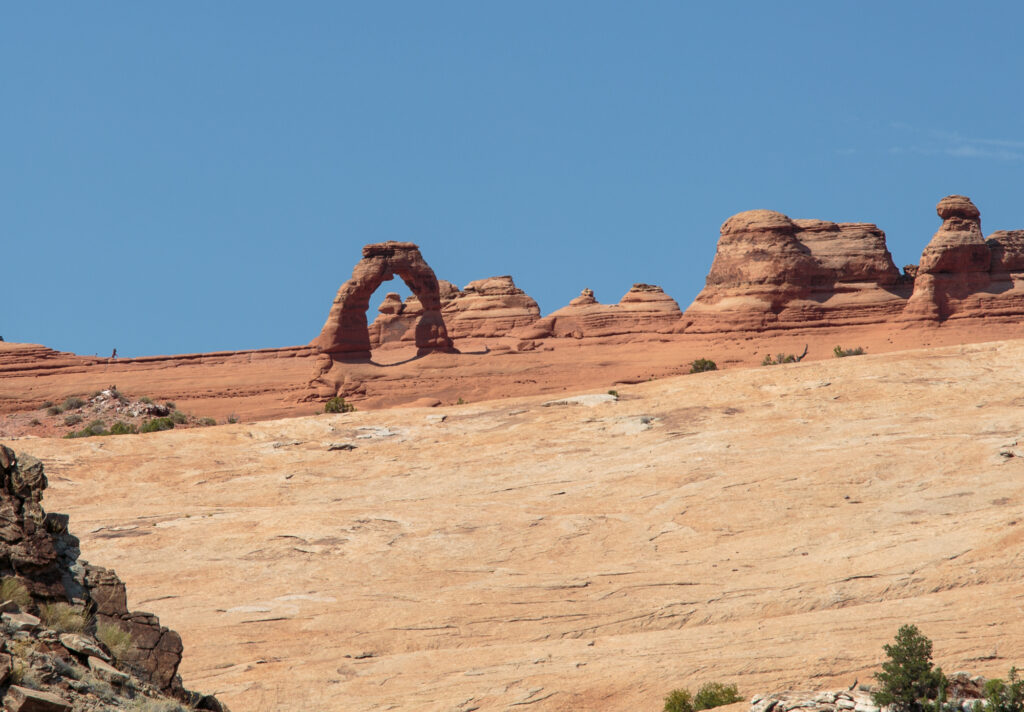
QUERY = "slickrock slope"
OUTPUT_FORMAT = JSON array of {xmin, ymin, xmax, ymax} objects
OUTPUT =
[
  {"xmin": 0, "ymin": 445, "xmax": 228, "ymax": 710},
  {"xmin": 16, "ymin": 340, "xmax": 1024, "ymax": 711},
  {"xmin": 368, "ymin": 275, "xmax": 541, "ymax": 346},
  {"xmin": 521, "ymin": 283, "xmax": 683, "ymax": 338},
  {"xmin": 681, "ymin": 210, "xmax": 909, "ymax": 333},
  {"xmin": 903, "ymin": 196, "xmax": 1024, "ymax": 322}
]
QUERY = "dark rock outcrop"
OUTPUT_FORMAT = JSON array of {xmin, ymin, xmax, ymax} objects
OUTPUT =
[{"xmin": 0, "ymin": 444, "xmax": 228, "ymax": 711}]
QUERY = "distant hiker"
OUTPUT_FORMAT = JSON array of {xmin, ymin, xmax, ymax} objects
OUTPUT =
[{"xmin": 111, "ymin": 348, "xmax": 117, "ymax": 359}]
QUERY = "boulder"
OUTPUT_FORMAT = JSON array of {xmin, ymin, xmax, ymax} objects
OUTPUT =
[
  {"xmin": 60, "ymin": 633, "xmax": 109, "ymax": 661},
  {"xmin": 3, "ymin": 686, "xmax": 72, "ymax": 712},
  {"xmin": 88, "ymin": 655, "xmax": 130, "ymax": 685}
]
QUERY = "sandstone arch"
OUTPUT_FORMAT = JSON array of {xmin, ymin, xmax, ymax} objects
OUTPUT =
[{"xmin": 313, "ymin": 241, "xmax": 454, "ymax": 359}]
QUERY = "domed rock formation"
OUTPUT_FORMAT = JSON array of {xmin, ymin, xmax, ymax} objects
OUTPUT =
[
  {"xmin": 443, "ymin": 276, "xmax": 542, "ymax": 338},
  {"xmin": 368, "ymin": 276, "xmax": 541, "ymax": 345},
  {"xmin": 903, "ymin": 195, "xmax": 1024, "ymax": 321},
  {"xmin": 519, "ymin": 284, "xmax": 682, "ymax": 339},
  {"xmin": 313, "ymin": 242, "xmax": 454, "ymax": 360},
  {"xmin": 681, "ymin": 209, "xmax": 907, "ymax": 332}
]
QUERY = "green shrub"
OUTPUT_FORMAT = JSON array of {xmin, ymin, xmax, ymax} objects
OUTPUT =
[
  {"xmin": 139, "ymin": 396, "xmax": 153, "ymax": 404},
  {"xmin": 226, "ymin": 413, "xmax": 238, "ymax": 424},
  {"xmin": 199, "ymin": 417, "xmax": 217, "ymax": 427},
  {"xmin": 28, "ymin": 418, "xmax": 41, "ymax": 427},
  {"xmin": 164, "ymin": 401, "xmax": 176, "ymax": 409},
  {"xmin": 62, "ymin": 396, "xmax": 86, "ymax": 410},
  {"xmin": 63, "ymin": 414, "xmax": 83, "ymax": 426},
  {"xmin": 762, "ymin": 353, "xmax": 798, "ymax": 366},
  {"xmin": 140, "ymin": 417, "xmax": 175, "ymax": 433},
  {"xmin": 665, "ymin": 688, "xmax": 695, "ymax": 712},
  {"xmin": 39, "ymin": 602, "xmax": 90, "ymax": 634},
  {"xmin": 873, "ymin": 624, "xmax": 945, "ymax": 712},
  {"xmin": 695, "ymin": 682, "xmax": 743, "ymax": 710},
  {"xmin": 324, "ymin": 397, "xmax": 355, "ymax": 414},
  {"xmin": 689, "ymin": 358, "xmax": 718, "ymax": 374},
  {"xmin": 0, "ymin": 577, "xmax": 32, "ymax": 609},
  {"xmin": 985, "ymin": 668, "xmax": 1024, "ymax": 712},
  {"xmin": 46, "ymin": 405, "xmax": 63, "ymax": 416},
  {"xmin": 95, "ymin": 621, "xmax": 132, "ymax": 660},
  {"xmin": 40, "ymin": 401, "xmax": 54, "ymax": 410},
  {"xmin": 833, "ymin": 345, "xmax": 865, "ymax": 358},
  {"xmin": 65, "ymin": 420, "xmax": 112, "ymax": 439},
  {"xmin": 170, "ymin": 410, "xmax": 187, "ymax": 424},
  {"xmin": 109, "ymin": 421, "xmax": 137, "ymax": 435}
]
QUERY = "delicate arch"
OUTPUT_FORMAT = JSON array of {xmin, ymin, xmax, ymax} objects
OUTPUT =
[{"xmin": 313, "ymin": 241, "xmax": 454, "ymax": 359}]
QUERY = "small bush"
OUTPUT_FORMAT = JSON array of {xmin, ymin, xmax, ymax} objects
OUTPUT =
[
  {"xmin": 40, "ymin": 401, "xmax": 54, "ymax": 410},
  {"xmin": 689, "ymin": 358, "xmax": 718, "ymax": 374},
  {"xmin": 607, "ymin": 390, "xmax": 619, "ymax": 398},
  {"xmin": 169, "ymin": 410, "xmax": 187, "ymax": 424},
  {"xmin": 695, "ymin": 682, "xmax": 743, "ymax": 710},
  {"xmin": 46, "ymin": 405, "xmax": 63, "ymax": 416},
  {"xmin": 140, "ymin": 417, "xmax": 175, "ymax": 433},
  {"xmin": 873, "ymin": 624, "xmax": 945, "ymax": 712},
  {"xmin": 324, "ymin": 397, "xmax": 355, "ymax": 414},
  {"xmin": 28, "ymin": 418, "xmax": 41, "ymax": 426},
  {"xmin": 199, "ymin": 417, "xmax": 217, "ymax": 427},
  {"xmin": 39, "ymin": 602, "xmax": 90, "ymax": 634},
  {"xmin": 164, "ymin": 401, "xmax": 176, "ymax": 409},
  {"xmin": 226, "ymin": 413, "xmax": 238, "ymax": 424},
  {"xmin": 0, "ymin": 577, "xmax": 32, "ymax": 609},
  {"xmin": 95, "ymin": 621, "xmax": 132, "ymax": 660},
  {"xmin": 665, "ymin": 688, "xmax": 695, "ymax": 712},
  {"xmin": 109, "ymin": 421, "xmax": 137, "ymax": 435},
  {"xmin": 62, "ymin": 396, "xmax": 86, "ymax": 410},
  {"xmin": 139, "ymin": 396, "xmax": 153, "ymax": 404},
  {"xmin": 834, "ymin": 345, "xmax": 865, "ymax": 358},
  {"xmin": 762, "ymin": 353, "xmax": 798, "ymax": 366},
  {"xmin": 63, "ymin": 414, "xmax": 84, "ymax": 426},
  {"xmin": 986, "ymin": 668, "xmax": 1024, "ymax": 712}
]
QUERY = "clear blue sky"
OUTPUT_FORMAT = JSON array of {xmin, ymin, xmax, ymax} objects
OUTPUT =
[{"xmin": 4, "ymin": 3, "xmax": 1024, "ymax": 356}]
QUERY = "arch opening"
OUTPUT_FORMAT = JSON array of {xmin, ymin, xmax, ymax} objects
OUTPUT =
[{"xmin": 312, "ymin": 241, "xmax": 455, "ymax": 361}]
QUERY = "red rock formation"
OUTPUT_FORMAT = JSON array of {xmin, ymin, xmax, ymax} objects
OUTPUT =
[
  {"xmin": 368, "ymin": 275, "xmax": 541, "ymax": 344},
  {"xmin": 681, "ymin": 210, "xmax": 908, "ymax": 333},
  {"xmin": 904, "ymin": 196, "xmax": 1024, "ymax": 322},
  {"xmin": 443, "ymin": 276, "xmax": 541, "ymax": 338},
  {"xmin": 313, "ymin": 242, "xmax": 454, "ymax": 359},
  {"xmin": 520, "ymin": 284, "xmax": 682, "ymax": 339}
]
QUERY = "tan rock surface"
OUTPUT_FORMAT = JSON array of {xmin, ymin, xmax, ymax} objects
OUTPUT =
[{"xmin": 13, "ymin": 339, "xmax": 1024, "ymax": 711}]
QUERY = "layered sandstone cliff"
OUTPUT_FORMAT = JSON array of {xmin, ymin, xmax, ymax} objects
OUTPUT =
[
  {"xmin": 517, "ymin": 284, "xmax": 682, "ymax": 339},
  {"xmin": 680, "ymin": 210, "xmax": 909, "ymax": 333}
]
